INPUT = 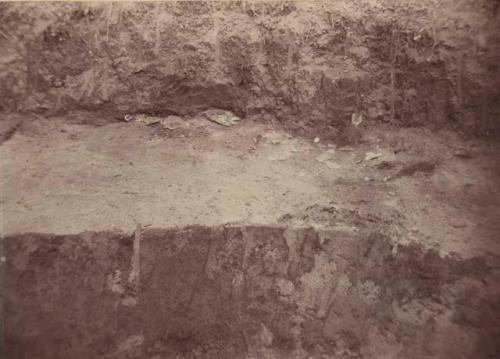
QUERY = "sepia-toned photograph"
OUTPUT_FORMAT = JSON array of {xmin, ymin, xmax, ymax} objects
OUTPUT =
[{"xmin": 1, "ymin": 1, "xmax": 499, "ymax": 358}]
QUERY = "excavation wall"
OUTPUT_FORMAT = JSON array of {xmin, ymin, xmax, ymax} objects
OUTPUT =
[
  {"xmin": 3, "ymin": 226, "xmax": 500, "ymax": 358},
  {"xmin": 1, "ymin": 1, "xmax": 499, "ymax": 138}
]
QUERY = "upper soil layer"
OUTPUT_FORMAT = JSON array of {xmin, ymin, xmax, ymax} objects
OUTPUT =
[
  {"xmin": 1, "ymin": 116, "xmax": 500, "ymax": 259},
  {"xmin": 1, "ymin": 1, "xmax": 499, "ymax": 137}
]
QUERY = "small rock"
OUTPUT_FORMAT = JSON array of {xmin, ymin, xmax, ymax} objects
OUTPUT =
[
  {"xmin": 201, "ymin": 109, "xmax": 241, "ymax": 127},
  {"xmin": 314, "ymin": 137, "xmax": 320, "ymax": 143},
  {"xmin": 351, "ymin": 112, "xmax": 363, "ymax": 127},
  {"xmin": 365, "ymin": 152, "xmax": 382, "ymax": 161},
  {"xmin": 160, "ymin": 115, "xmax": 185, "ymax": 130}
]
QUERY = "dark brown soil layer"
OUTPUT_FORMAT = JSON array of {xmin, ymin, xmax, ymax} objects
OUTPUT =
[
  {"xmin": 3, "ymin": 225, "xmax": 500, "ymax": 358},
  {"xmin": 1, "ymin": 1, "xmax": 499, "ymax": 138}
]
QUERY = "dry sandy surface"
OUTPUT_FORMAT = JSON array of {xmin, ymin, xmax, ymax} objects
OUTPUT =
[{"xmin": 2, "ymin": 115, "xmax": 499, "ymax": 258}]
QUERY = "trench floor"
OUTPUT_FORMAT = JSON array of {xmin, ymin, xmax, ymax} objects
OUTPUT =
[{"xmin": 1, "ymin": 115, "xmax": 500, "ymax": 258}]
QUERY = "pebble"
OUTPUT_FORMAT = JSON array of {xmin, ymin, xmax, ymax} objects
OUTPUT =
[{"xmin": 365, "ymin": 152, "xmax": 382, "ymax": 161}]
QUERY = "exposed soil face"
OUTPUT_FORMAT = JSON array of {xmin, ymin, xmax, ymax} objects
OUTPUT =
[
  {"xmin": 1, "ymin": 1, "xmax": 500, "ymax": 138},
  {"xmin": 4, "ymin": 226, "xmax": 500, "ymax": 359},
  {"xmin": 1, "ymin": 1, "xmax": 500, "ymax": 358}
]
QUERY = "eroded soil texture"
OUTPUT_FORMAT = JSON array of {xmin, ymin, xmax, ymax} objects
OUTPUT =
[
  {"xmin": 1, "ymin": 1, "xmax": 500, "ymax": 359},
  {"xmin": 4, "ymin": 225, "xmax": 500, "ymax": 359},
  {"xmin": 1, "ymin": 1, "xmax": 500, "ymax": 138}
]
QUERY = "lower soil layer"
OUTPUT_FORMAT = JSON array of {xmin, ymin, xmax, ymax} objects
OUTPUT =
[{"xmin": 3, "ymin": 225, "xmax": 500, "ymax": 359}]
